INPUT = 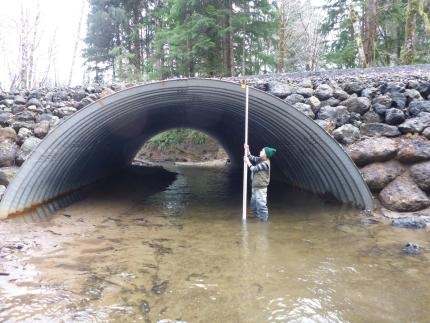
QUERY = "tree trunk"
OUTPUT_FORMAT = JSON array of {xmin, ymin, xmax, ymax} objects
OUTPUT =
[
  {"xmin": 363, "ymin": 0, "xmax": 378, "ymax": 66},
  {"xmin": 403, "ymin": 0, "xmax": 418, "ymax": 64},
  {"xmin": 132, "ymin": 6, "xmax": 142, "ymax": 77},
  {"xmin": 68, "ymin": 0, "xmax": 85, "ymax": 86},
  {"xmin": 28, "ymin": 5, "xmax": 40, "ymax": 89},
  {"xmin": 223, "ymin": 0, "xmax": 233, "ymax": 77},
  {"xmin": 19, "ymin": 6, "xmax": 29, "ymax": 89},
  {"xmin": 278, "ymin": 0, "xmax": 286, "ymax": 72},
  {"xmin": 348, "ymin": 2, "xmax": 366, "ymax": 67}
]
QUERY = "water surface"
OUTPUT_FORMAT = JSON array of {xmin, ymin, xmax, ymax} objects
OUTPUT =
[{"xmin": 1, "ymin": 166, "xmax": 430, "ymax": 322}]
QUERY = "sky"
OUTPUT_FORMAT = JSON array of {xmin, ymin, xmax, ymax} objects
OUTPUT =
[
  {"xmin": 0, "ymin": 0, "xmax": 325, "ymax": 90},
  {"xmin": 0, "ymin": 0, "xmax": 89, "ymax": 89}
]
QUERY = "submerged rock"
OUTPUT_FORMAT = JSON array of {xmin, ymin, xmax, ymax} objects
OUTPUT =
[
  {"xmin": 392, "ymin": 217, "xmax": 429, "ymax": 229},
  {"xmin": 402, "ymin": 242, "xmax": 421, "ymax": 254}
]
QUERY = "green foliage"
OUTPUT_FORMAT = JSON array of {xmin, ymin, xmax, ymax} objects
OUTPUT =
[
  {"xmin": 146, "ymin": 129, "xmax": 210, "ymax": 150},
  {"xmin": 84, "ymin": 0, "xmax": 279, "ymax": 82}
]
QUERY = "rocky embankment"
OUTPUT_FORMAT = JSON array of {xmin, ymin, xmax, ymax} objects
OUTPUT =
[
  {"xmin": 0, "ymin": 65, "xmax": 429, "ymax": 219},
  {"xmin": 243, "ymin": 65, "xmax": 430, "ymax": 219}
]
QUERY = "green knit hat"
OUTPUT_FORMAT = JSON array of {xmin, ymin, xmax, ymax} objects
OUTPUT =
[{"xmin": 264, "ymin": 147, "xmax": 277, "ymax": 158}]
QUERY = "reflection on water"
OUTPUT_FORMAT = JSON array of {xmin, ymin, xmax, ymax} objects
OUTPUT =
[{"xmin": 1, "ymin": 165, "xmax": 430, "ymax": 322}]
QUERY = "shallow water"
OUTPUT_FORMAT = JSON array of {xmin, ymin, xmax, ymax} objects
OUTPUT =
[{"xmin": 1, "ymin": 166, "xmax": 430, "ymax": 322}]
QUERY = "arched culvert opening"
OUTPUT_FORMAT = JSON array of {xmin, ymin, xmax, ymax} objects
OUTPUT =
[
  {"xmin": 0, "ymin": 79, "xmax": 373, "ymax": 219},
  {"xmin": 133, "ymin": 128, "xmax": 229, "ymax": 166}
]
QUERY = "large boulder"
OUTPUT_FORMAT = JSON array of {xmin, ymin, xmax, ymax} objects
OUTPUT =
[
  {"xmin": 314, "ymin": 119, "xmax": 335, "ymax": 133},
  {"xmin": 314, "ymin": 84, "xmax": 333, "ymax": 100},
  {"xmin": 305, "ymin": 96, "xmax": 321, "ymax": 113},
  {"xmin": 359, "ymin": 123, "xmax": 400, "ymax": 137},
  {"xmin": 11, "ymin": 121, "xmax": 34, "ymax": 132},
  {"xmin": 342, "ymin": 81, "xmax": 364, "ymax": 94},
  {"xmin": 388, "ymin": 92, "xmax": 406, "ymax": 109},
  {"xmin": 385, "ymin": 108, "xmax": 405, "ymax": 125},
  {"xmin": 408, "ymin": 100, "xmax": 430, "ymax": 117},
  {"xmin": 14, "ymin": 95, "xmax": 26, "ymax": 105},
  {"xmin": 293, "ymin": 102, "xmax": 314, "ymax": 119},
  {"xmin": 53, "ymin": 106, "xmax": 77, "ymax": 118},
  {"xmin": 342, "ymin": 96, "xmax": 371, "ymax": 114},
  {"xmin": 27, "ymin": 97, "xmax": 41, "ymax": 107},
  {"xmin": 299, "ymin": 79, "xmax": 313, "ymax": 88},
  {"xmin": 360, "ymin": 160, "xmax": 405, "ymax": 191},
  {"xmin": 17, "ymin": 127, "xmax": 33, "ymax": 144},
  {"xmin": 362, "ymin": 110, "xmax": 382, "ymax": 123},
  {"xmin": 361, "ymin": 87, "xmax": 379, "ymax": 98},
  {"xmin": 0, "ymin": 112, "xmax": 13, "ymax": 127},
  {"xmin": 268, "ymin": 82, "xmax": 295, "ymax": 98},
  {"xmin": 423, "ymin": 127, "xmax": 430, "ymax": 139},
  {"xmin": 379, "ymin": 172, "xmax": 430, "ymax": 212},
  {"xmin": 33, "ymin": 120, "xmax": 50, "ymax": 139},
  {"xmin": 49, "ymin": 116, "xmax": 61, "ymax": 129},
  {"xmin": 72, "ymin": 89, "xmax": 87, "ymax": 101},
  {"xmin": 333, "ymin": 88, "xmax": 349, "ymax": 100},
  {"xmin": 317, "ymin": 105, "xmax": 350, "ymax": 127},
  {"xmin": 397, "ymin": 137, "xmax": 430, "ymax": 163},
  {"xmin": 417, "ymin": 81, "xmax": 430, "ymax": 98},
  {"xmin": 296, "ymin": 87, "xmax": 313, "ymax": 98},
  {"xmin": 372, "ymin": 95, "xmax": 392, "ymax": 108},
  {"xmin": 404, "ymin": 89, "xmax": 423, "ymax": 103},
  {"xmin": 0, "ymin": 127, "xmax": 17, "ymax": 142},
  {"xmin": 0, "ymin": 141, "xmax": 18, "ymax": 167},
  {"xmin": 15, "ymin": 111, "xmax": 36, "ymax": 122},
  {"xmin": 332, "ymin": 124, "xmax": 360, "ymax": 144},
  {"xmin": 373, "ymin": 103, "xmax": 389, "ymax": 117},
  {"xmin": 398, "ymin": 112, "xmax": 430, "ymax": 134},
  {"xmin": 347, "ymin": 137, "xmax": 398, "ymax": 166},
  {"xmin": 320, "ymin": 97, "xmax": 340, "ymax": 107},
  {"xmin": 16, "ymin": 136, "xmax": 41, "ymax": 165},
  {"xmin": 0, "ymin": 166, "xmax": 19, "ymax": 186},
  {"xmin": 286, "ymin": 93, "xmax": 305, "ymax": 105},
  {"xmin": 410, "ymin": 161, "xmax": 430, "ymax": 191}
]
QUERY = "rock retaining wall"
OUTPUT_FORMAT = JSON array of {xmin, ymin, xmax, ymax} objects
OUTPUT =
[{"xmin": 0, "ymin": 65, "xmax": 429, "ymax": 217}]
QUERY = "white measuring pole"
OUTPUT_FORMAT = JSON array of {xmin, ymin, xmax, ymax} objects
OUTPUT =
[{"xmin": 242, "ymin": 84, "xmax": 249, "ymax": 220}]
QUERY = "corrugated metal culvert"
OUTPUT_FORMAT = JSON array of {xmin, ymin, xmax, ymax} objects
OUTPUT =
[{"xmin": 0, "ymin": 79, "xmax": 373, "ymax": 219}]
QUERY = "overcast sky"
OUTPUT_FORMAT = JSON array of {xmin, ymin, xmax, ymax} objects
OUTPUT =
[
  {"xmin": 0, "ymin": 0, "xmax": 89, "ymax": 89},
  {"xmin": 0, "ymin": 0, "xmax": 325, "ymax": 90}
]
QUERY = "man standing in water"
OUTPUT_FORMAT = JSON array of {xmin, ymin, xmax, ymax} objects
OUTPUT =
[{"xmin": 244, "ymin": 144, "xmax": 277, "ymax": 221}]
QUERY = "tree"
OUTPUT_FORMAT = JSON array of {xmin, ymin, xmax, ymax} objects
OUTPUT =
[
  {"xmin": 402, "ymin": 0, "xmax": 430, "ymax": 64},
  {"xmin": 363, "ymin": 0, "xmax": 378, "ymax": 65},
  {"xmin": 68, "ymin": 0, "xmax": 86, "ymax": 86}
]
